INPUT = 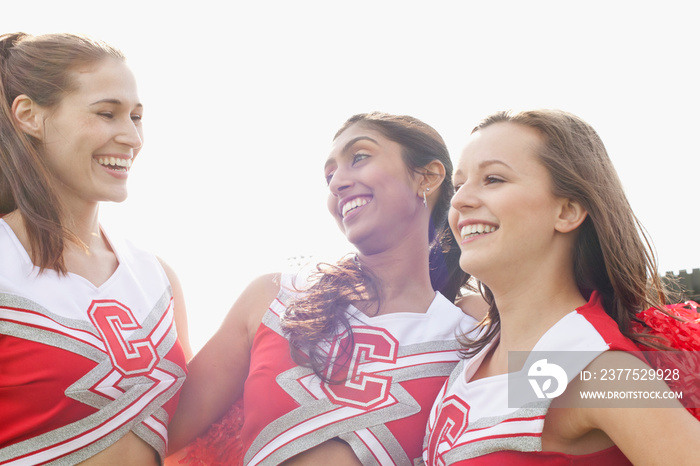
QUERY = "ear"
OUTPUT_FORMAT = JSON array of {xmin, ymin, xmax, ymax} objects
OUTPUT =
[
  {"xmin": 555, "ymin": 198, "xmax": 588, "ymax": 233},
  {"xmin": 417, "ymin": 160, "xmax": 446, "ymax": 198},
  {"xmin": 11, "ymin": 94, "xmax": 45, "ymax": 140}
]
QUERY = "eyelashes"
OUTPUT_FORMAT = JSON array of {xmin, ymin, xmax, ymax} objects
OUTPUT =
[
  {"xmin": 452, "ymin": 175, "xmax": 506, "ymax": 194},
  {"xmin": 97, "ymin": 112, "xmax": 143, "ymax": 122},
  {"xmin": 484, "ymin": 175, "xmax": 504, "ymax": 184},
  {"xmin": 324, "ymin": 153, "xmax": 371, "ymax": 185},
  {"xmin": 352, "ymin": 153, "xmax": 369, "ymax": 164}
]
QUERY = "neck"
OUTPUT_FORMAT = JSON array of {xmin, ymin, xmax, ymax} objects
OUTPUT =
[
  {"xmin": 62, "ymin": 202, "xmax": 103, "ymax": 250},
  {"xmin": 356, "ymin": 222, "xmax": 435, "ymax": 313},
  {"xmin": 498, "ymin": 283, "xmax": 586, "ymax": 351},
  {"xmin": 484, "ymin": 251, "xmax": 587, "ymax": 353},
  {"xmin": 3, "ymin": 203, "xmax": 108, "ymax": 267}
]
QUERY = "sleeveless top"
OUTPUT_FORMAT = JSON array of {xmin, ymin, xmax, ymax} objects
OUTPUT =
[
  {"xmin": 0, "ymin": 219, "xmax": 187, "ymax": 465},
  {"xmin": 241, "ymin": 274, "xmax": 479, "ymax": 466},
  {"xmin": 424, "ymin": 292, "xmax": 638, "ymax": 465}
]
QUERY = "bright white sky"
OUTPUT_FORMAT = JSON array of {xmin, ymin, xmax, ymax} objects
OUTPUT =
[{"xmin": 3, "ymin": 1, "xmax": 698, "ymax": 351}]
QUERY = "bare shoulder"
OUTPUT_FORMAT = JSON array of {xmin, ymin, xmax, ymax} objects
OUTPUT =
[
  {"xmin": 546, "ymin": 350, "xmax": 700, "ymax": 462},
  {"xmin": 167, "ymin": 273, "xmax": 283, "ymax": 452},
  {"xmin": 156, "ymin": 257, "xmax": 184, "ymax": 303},
  {"xmin": 156, "ymin": 256, "xmax": 176, "ymax": 277},
  {"xmin": 156, "ymin": 256, "xmax": 184, "ymax": 299},
  {"xmin": 197, "ymin": 272, "xmax": 282, "ymax": 361},
  {"xmin": 455, "ymin": 293, "xmax": 488, "ymax": 321},
  {"xmin": 221, "ymin": 272, "xmax": 282, "ymax": 344},
  {"xmin": 156, "ymin": 257, "xmax": 193, "ymax": 360}
]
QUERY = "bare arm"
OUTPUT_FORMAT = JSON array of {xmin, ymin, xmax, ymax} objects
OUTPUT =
[
  {"xmin": 553, "ymin": 351, "xmax": 700, "ymax": 464},
  {"xmin": 167, "ymin": 273, "xmax": 281, "ymax": 454},
  {"xmin": 158, "ymin": 258, "xmax": 193, "ymax": 361}
]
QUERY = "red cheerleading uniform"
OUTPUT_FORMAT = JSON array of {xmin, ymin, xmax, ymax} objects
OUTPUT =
[
  {"xmin": 424, "ymin": 292, "xmax": 639, "ymax": 466},
  {"xmin": 0, "ymin": 219, "xmax": 187, "ymax": 465},
  {"xmin": 240, "ymin": 275, "xmax": 479, "ymax": 466}
]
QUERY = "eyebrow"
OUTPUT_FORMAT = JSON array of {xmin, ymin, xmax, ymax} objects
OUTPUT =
[
  {"xmin": 342, "ymin": 135, "xmax": 379, "ymax": 152},
  {"xmin": 89, "ymin": 98, "xmax": 143, "ymax": 109},
  {"xmin": 478, "ymin": 159, "xmax": 512, "ymax": 170},
  {"xmin": 454, "ymin": 159, "xmax": 513, "ymax": 178},
  {"xmin": 324, "ymin": 135, "xmax": 380, "ymax": 170}
]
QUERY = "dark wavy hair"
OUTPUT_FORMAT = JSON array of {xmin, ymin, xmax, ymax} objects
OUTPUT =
[
  {"xmin": 281, "ymin": 112, "xmax": 470, "ymax": 381},
  {"xmin": 0, "ymin": 32, "xmax": 124, "ymax": 273},
  {"xmin": 457, "ymin": 109, "xmax": 673, "ymax": 357}
]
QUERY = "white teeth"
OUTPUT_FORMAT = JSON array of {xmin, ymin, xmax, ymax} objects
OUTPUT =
[
  {"xmin": 460, "ymin": 223, "xmax": 497, "ymax": 239},
  {"xmin": 96, "ymin": 157, "xmax": 132, "ymax": 170},
  {"xmin": 341, "ymin": 197, "xmax": 370, "ymax": 217}
]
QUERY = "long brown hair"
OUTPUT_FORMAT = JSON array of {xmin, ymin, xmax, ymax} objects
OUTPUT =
[
  {"xmin": 282, "ymin": 112, "xmax": 470, "ymax": 381},
  {"xmin": 0, "ymin": 32, "xmax": 124, "ymax": 273},
  {"xmin": 459, "ymin": 109, "xmax": 672, "ymax": 356}
]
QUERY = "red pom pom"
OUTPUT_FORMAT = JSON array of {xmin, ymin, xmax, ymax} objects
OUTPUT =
[
  {"xmin": 632, "ymin": 301, "xmax": 700, "ymax": 420},
  {"xmin": 632, "ymin": 301, "xmax": 700, "ymax": 350},
  {"xmin": 178, "ymin": 399, "xmax": 245, "ymax": 466}
]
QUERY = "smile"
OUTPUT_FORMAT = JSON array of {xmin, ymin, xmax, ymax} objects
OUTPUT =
[
  {"xmin": 95, "ymin": 156, "xmax": 132, "ymax": 171},
  {"xmin": 341, "ymin": 197, "xmax": 371, "ymax": 218},
  {"xmin": 460, "ymin": 223, "xmax": 498, "ymax": 240}
]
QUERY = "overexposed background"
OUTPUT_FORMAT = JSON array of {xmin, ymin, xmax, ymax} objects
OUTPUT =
[{"xmin": 3, "ymin": 1, "xmax": 698, "ymax": 352}]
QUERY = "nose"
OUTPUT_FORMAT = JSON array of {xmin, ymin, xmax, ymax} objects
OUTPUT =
[
  {"xmin": 328, "ymin": 165, "xmax": 354, "ymax": 196},
  {"xmin": 115, "ymin": 118, "xmax": 144, "ymax": 151},
  {"xmin": 451, "ymin": 181, "xmax": 480, "ymax": 211}
]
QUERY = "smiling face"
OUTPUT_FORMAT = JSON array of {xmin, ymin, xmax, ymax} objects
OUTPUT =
[
  {"xmin": 449, "ymin": 122, "xmax": 568, "ymax": 282},
  {"xmin": 325, "ymin": 122, "xmax": 424, "ymax": 253},
  {"xmin": 37, "ymin": 57, "xmax": 143, "ymax": 208}
]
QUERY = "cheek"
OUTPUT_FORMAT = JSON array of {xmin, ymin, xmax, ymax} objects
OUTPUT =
[
  {"xmin": 41, "ymin": 143, "xmax": 69, "ymax": 173},
  {"xmin": 515, "ymin": 192, "xmax": 560, "ymax": 225},
  {"xmin": 448, "ymin": 207, "xmax": 460, "ymax": 237},
  {"xmin": 326, "ymin": 194, "xmax": 337, "ymax": 218}
]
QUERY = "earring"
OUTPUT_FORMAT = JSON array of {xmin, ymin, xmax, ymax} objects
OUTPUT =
[
  {"xmin": 423, "ymin": 187, "xmax": 430, "ymax": 207},
  {"xmin": 352, "ymin": 253, "xmax": 362, "ymax": 272}
]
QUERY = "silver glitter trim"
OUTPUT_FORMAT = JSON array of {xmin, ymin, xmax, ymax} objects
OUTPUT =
[
  {"xmin": 0, "ymin": 289, "xmax": 186, "ymax": 464},
  {"xmin": 245, "ymin": 317, "xmax": 462, "ymax": 464}
]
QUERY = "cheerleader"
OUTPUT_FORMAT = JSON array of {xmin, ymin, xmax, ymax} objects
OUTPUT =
[{"xmin": 424, "ymin": 109, "xmax": 700, "ymax": 465}]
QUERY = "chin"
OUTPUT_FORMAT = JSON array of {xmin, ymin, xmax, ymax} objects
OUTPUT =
[
  {"xmin": 103, "ymin": 191, "xmax": 129, "ymax": 204},
  {"xmin": 342, "ymin": 225, "xmax": 368, "ymax": 245},
  {"xmin": 458, "ymin": 258, "xmax": 471, "ymax": 276},
  {"xmin": 347, "ymin": 233, "xmax": 387, "ymax": 256},
  {"xmin": 458, "ymin": 254, "xmax": 488, "ymax": 279}
]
